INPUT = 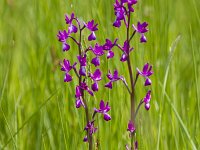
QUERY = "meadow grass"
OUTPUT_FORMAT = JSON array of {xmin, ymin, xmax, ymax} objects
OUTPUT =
[{"xmin": 0, "ymin": 0, "xmax": 199, "ymax": 149}]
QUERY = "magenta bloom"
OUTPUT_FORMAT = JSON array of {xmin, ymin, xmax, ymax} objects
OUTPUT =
[
  {"xmin": 133, "ymin": 22, "xmax": 148, "ymax": 43},
  {"xmin": 65, "ymin": 13, "xmax": 75, "ymax": 24},
  {"xmin": 137, "ymin": 63, "xmax": 153, "ymax": 76},
  {"xmin": 91, "ymin": 57, "xmax": 100, "ymax": 67},
  {"xmin": 83, "ymin": 121, "xmax": 97, "ymax": 142},
  {"xmin": 84, "ymin": 20, "xmax": 98, "ymax": 41},
  {"xmin": 84, "ymin": 121, "xmax": 97, "ymax": 135},
  {"xmin": 83, "ymin": 136, "xmax": 88, "ymax": 142},
  {"xmin": 137, "ymin": 63, "xmax": 153, "ymax": 86},
  {"xmin": 90, "ymin": 43, "xmax": 104, "ymax": 67},
  {"xmin": 65, "ymin": 13, "xmax": 78, "ymax": 34},
  {"xmin": 89, "ymin": 69, "xmax": 102, "ymax": 92},
  {"xmin": 85, "ymin": 20, "xmax": 98, "ymax": 31},
  {"xmin": 94, "ymin": 100, "xmax": 111, "ymax": 121},
  {"xmin": 80, "ymin": 82, "xmax": 94, "ymax": 96},
  {"xmin": 120, "ymin": 40, "xmax": 134, "ymax": 62},
  {"xmin": 105, "ymin": 70, "xmax": 122, "ymax": 89},
  {"xmin": 127, "ymin": 120, "xmax": 136, "ymax": 133},
  {"xmin": 113, "ymin": 1, "xmax": 126, "ymax": 28},
  {"xmin": 77, "ymin": 54, "xmax": 87, "ymax": 66},
  {"xmin": 61, "ymin": 59, "xmax": 77, "ymax": 82},
  {"xmin": 143, "ymin": 90, "xmax": 151, "ymax": 110},
  {"xmin": 127, "ymin": 0, "xmax": 137, "ymax": 12},
  {"xmin": 103, "ymin": 38, "xmax": 118, "ymax": 59},
  {"xmin": 77, "ymin": 54, "xmax": 87, "ymax": 76},
  {"xmin": 133, "ymin": 22, "xmax": 148, "ymax": 33},
  {"xmin": 113, "ymin": 0, "xmax": 137, "ymax": 28},
  {"xmin": 90, "ymin": 43, "xmax": 104, "ymax": 56},
  {"xmin": 113, "ymin": 19, "xmax": 121, "ymax": 28},
  {"xmin": 75, "ymin": 86, "xmax": 85, "ymax": 108},
  {"xmin": 68, "ymin": 24, "xmax": 78, "ymax": 34},
  {"xmin": 57, "ymin": 30, "xmax": 69, "ymax": 42},
  {"xmin": 57, "ymin": 30, "xmax": 71, "ymax": 51},
  {"xmin": 103, "ymin": 38, "xmax": 117, "ymax": 50},
  {"xmin": 114, "ymin": 1, "xmax": 125, "ymax": 20}
]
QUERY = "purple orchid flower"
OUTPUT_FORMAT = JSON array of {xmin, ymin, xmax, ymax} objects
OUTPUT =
[
  {"xmin": 77, "ymin": 54, "xmax": 87, "ymax": 76},
  {"xmin": 113, "ymin": 19, "xmax": 121, "ymax": 28},
  {"xmin": 120, "ymin": 0, "xmax": 137, "ymax": 11},
  {"xmin": 65, "ymin": 13, "xmax": 75, "ymax": 24},
  {"xmin": 57, "ymin": 30, "xmax": 68, "ymax": 42},
  {"xmin": 80, "ymin": 82, "xmax": 94, "ymax": 96},
  {"xmin": 120, "ymin": 40, "xmax": 134, "ymax": 62},
  {"xmin": 84, "ymin": 121, "xmax": 97, "ymax": 135},
  {"xmin": 75, "ymin": 86, "xmax": 85, "ymax": 108},
  {"xmin": 105, "ymin": 69, "xmax": 122, "ymax": 89},
  {"xmin": 85, "ymin": 20, "xmax": 98, "ymax": 31},
  {"xmin": 90, "ymin": 43, "xmax": 104, "ymax": 67},
  {"xmin": 137, "ymin": 63, "xmax": 153, "ymax": 76},
  {"xmin": 57, "ymin": 30, "xmax": 71, "ymax": 51},
  {"xmin": 115, "ymin": 7, "xmax": 126, "ymax": 21},
  {"xmin": 113, "ymin": 0, "xmax": 126, "ymax": 28},
  {"xmin": 65, "ymin": 13, "xmax": 78, "ymax": 34},
  {"xmin": 83, "ymin": 136, "xmax": 88, "ymax": 142},
  {"xmin": 127, "ymin": 120, "xmax": 136, "ymax": 133},
  {"xmin": 127, "ymin": 0, "xmax": 137, "ymax": 12},
  {"xmin": 103, "ymin": 38, "xmax": 118, "ymax": 59},
  {"xmin": 94, "ymin": 100, "xmax": 111, "ymax": 121},
  {"xmin": 83, "ymin": 121, "xmax": 97, "ymax": 142},
  {"xmin": 90, "ymin": 43, "xmax": 104, "ymax": 56},
  {"xmin": 68, "ymin": 24, "xmax": 78, "ymax": 34},
  {"xmin": 84, "ymin": 20, "xmax": 98, "ymax": 41},
  {"xmin": 133, "ymin": 22, "xmax": 148, "ymax": 43},
  {"xmin": 91, "ymin": 57, "xmax": 100, "ymax": 67},
  {"xmin": 143, "ymin": 90, "xmax": 151, "ymax": 110},
  {"xmin": 61, "ymin": 59, "xmax": 77, "ymax": 82},
  {"xmin": 137, "ymin": 63, "xmax": 153, "ymax": 86},
  {"xmin": 114, "ymin": 0, "xmax": 126, "ymax": 19},
  {"xmin": 89, "ymin": 69, "xmax": 102, "ymax": 92}
]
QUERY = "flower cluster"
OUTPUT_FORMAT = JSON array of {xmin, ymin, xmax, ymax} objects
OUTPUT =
[
  {"xmin": 113, "ymin": 0, "xmax": 137, "ymax": 28},
  {"xmin": 105, "ymin": 0, "xmax": 153, "ymax": 149},
  {"xmin": 57, "ymin": 13, "xmax": 112, "ymax": 147},
  {"xmin": 57, "ymin": 0, "xmax": 153, "ymax": 148}
]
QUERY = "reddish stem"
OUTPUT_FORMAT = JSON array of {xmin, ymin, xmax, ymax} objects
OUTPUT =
[{"xmin": 78, "ymin": 24, "xmax": 93, "ymax": 150}]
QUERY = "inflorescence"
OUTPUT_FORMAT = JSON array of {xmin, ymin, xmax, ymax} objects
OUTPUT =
[{"xmin": 57, "ymin": 0, "xmax": 153, "ymax": 149}]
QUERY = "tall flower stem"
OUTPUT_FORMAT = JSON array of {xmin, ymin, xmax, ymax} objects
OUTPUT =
[
  {"xmin": 126, "ymin": 12, "xmax": 135, "ymax": 124},
  {"xmin": 126, "ymin": 12, "xmax": 139, "ymax": 149},
  {"xmin": 78, "ymin": 27, "xmax": 93, "ymax": 150}
]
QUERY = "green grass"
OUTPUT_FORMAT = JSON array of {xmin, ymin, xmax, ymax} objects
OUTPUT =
[{"xmin": 0, "ymin": 0, "xmax": 200, "ymax": 149}]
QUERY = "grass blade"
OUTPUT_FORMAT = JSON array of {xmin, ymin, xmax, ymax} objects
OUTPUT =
[
  {"xmin": 2, "ymin": 89, "xmax": 59, "ymax": 149},
  {"xmin": 156, "ymin": 35, "xmax": 181, "ymax": 150},
  {"xmin": 161, "ymin": 86, "xmax": 197, "ymax": 150},
  {"xmin": 190, "ymin": 25, "xmax": 200, "ymax": 121}
]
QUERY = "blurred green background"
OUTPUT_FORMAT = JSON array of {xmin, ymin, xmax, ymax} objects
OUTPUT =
[{"xmin": 0, "ymin": 0, "xmax": 199, "ymax": 149}]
